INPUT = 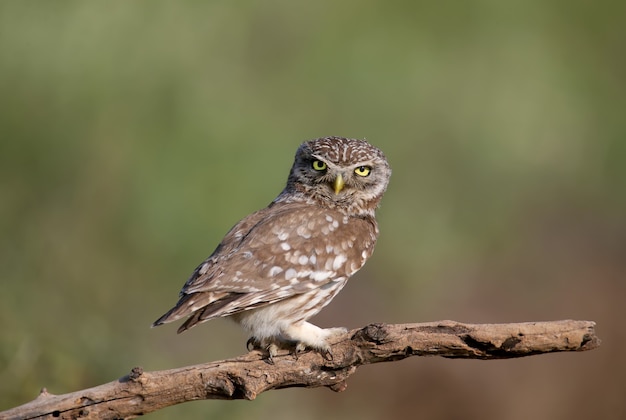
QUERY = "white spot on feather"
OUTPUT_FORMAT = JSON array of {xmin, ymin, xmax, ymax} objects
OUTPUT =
[
  {"xmin": 332, "ymin": 255, "xmax": 347, "ymax": 270},
  {"xmin": 268, "ymin": 266, "xmax": 283, "ymax": 276},
  {"xmin": 296, "ymin": 225, "xmax": 311, "ymax": 239},
  {"xmin": 311, "ymin": 271, "xmax": 333, "ymax": 281},
  {"xmin": 199, "ymin": 263, "xmax": 210, "ymax": 275}
]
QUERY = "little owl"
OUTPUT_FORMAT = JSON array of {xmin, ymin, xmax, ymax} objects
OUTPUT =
[{"xmin": 153, "ymin": 136, "xmax": 391, "ymax": 360}]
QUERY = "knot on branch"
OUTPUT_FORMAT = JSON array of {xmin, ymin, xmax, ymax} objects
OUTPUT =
[
  {"xmin": 353, "ymin": 323, "xmax": 392, "ymax": 344},
  {"xmin": 129, "ymin": 366, "xmax": 144, "ymax": 381},
  {"xmin": 460, "ymin": 334, "xmax": 524, "ymax": 357}
]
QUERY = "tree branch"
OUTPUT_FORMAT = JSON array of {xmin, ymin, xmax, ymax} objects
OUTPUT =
[{"xmin": 1, "ymin": 320, "xmax": 599, "ymax": 420}]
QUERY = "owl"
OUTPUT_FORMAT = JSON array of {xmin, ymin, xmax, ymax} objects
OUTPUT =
[{"xmin": 153, "ymin": 136, "xmax": 391, "ymax": 361}]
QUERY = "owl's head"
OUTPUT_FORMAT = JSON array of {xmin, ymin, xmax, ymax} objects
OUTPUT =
[{"xmin": 281, "ymin": 137, "xmax": 391, "ymax": 216}]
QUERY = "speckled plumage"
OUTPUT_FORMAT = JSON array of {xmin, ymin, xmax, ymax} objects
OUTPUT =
[{"xmin": 153, "ymin": 136, "xmax": 391, "ymax": 358}]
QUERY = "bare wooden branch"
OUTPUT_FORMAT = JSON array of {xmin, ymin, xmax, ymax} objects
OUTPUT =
[{"xmin": 0, "ymin": 320, "xmax": 599, "ymax": 420}]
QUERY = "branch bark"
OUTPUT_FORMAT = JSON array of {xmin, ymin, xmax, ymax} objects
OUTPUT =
[{"xmin": 1, "ymin": 320, "xmax": 599, "ymax": 420}]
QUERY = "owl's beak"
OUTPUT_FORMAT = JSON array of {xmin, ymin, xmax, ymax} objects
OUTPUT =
[{"xmin": 333, "ymin": 173, "xmax": 345, "ymax": 195}]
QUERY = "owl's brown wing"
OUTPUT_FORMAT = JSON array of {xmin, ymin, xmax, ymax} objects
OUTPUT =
[{"xmin": 152, "ymin": 201, "xmax": 377, "ymax": 332}]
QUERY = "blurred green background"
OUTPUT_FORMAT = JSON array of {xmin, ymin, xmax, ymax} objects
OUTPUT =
[{"xmin": 1, "ymin": 1, "xmax": 624, "ymax": 419}]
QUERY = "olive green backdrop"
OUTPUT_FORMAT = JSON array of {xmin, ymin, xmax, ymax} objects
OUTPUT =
[{"xmin": 1, "ymin": 1, "xmax": 624, "ymax": 419}]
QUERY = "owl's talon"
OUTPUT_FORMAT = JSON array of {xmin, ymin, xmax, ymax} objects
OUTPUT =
[
  {"xmin": 263, "ymin": 343, "xmax": 279, "ymax": 364},
  {"xmin": 293, "ymin": 342, "xmax": 307, "ymax": 360},
  {"xmin": 320, "ymin": 348, "xmax": 334, "ymax": 361},
  {"xmin": 246, "ymin": 337, "xmax": 257, "ymax": 352}
]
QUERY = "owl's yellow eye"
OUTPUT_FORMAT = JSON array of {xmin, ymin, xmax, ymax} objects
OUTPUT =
[
  {"xmin": 354, "ymin": 166, "xmax": 371, "ymax": 177},
  {"xmin": 312, "ymin": 160, "xmax": 327, "ymax": 171}
]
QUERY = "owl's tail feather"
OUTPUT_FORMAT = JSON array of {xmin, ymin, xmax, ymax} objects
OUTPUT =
[{"xmin": 151, "ymin": 292, "xmax": 243, "ymax": 332}]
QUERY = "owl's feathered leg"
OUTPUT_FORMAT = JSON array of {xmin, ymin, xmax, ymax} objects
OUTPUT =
[{"xmin": 283, "ymin": 322, "xmax": 347, "ymax": 360}]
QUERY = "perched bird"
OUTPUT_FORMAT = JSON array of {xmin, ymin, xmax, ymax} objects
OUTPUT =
[{"xmin": 153, "ymin": 136, "xmax": 391, "ymax": 360}]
